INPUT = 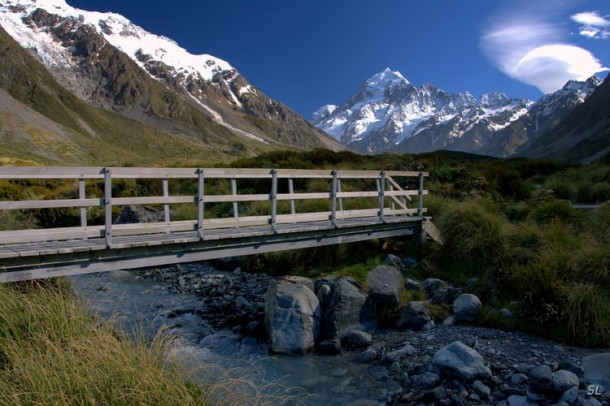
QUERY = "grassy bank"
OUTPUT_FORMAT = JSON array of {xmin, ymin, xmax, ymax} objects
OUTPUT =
[
  {"xmin": 0, "ymin": 280, "xmax": 207, "ymax": 405},
  {"xmin": 0, "ymin": 280, "xmax": 296, "ymax": 406}
]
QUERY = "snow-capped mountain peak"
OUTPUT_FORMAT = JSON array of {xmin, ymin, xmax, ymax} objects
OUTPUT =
[
  {"xmin": 312, "ymin": 68, "xmax": 537, "ymax": 154},
  {"xmin": 1, "ymin": 0, "xmax": 234, "ymax": 82},
  {"xmin": 311, "ymin": 104, "xmax": 338, "ymax": 123},
  {"xmin": 312, "ymin": 68, "xmax": 603, "ymax": 157},
  {"xmin": 480, "ymin": 92, "xmax": 510, "ymax": 108},
  {"xmin": 0, "ymin": 0, "xmax": 343, "ymax": 151}
]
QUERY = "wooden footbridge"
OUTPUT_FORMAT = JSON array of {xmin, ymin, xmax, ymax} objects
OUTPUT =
[{"xmin": 0, "ymin": 167, "xmax": 429, "ymax": 282}]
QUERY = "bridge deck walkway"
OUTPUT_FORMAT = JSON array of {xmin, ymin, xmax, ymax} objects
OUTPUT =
[{"xmin": 0, "ymin": 216, "xmax": 422, "ymax": 282}]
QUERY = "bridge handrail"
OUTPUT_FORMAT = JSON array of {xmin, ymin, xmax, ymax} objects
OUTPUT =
[{"xmin": 0, "ymin": 167, "xmax": 428, "ymax": 247}]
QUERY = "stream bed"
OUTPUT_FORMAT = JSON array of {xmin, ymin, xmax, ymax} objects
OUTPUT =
[{"xmin": 70, "ymin": 268, "xmax": 395, "ymax": 405}]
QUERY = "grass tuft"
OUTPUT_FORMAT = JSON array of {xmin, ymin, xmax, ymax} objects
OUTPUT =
[{"xmin": 0, "ymin": 280, "xmax": 297, "ymax": 406}]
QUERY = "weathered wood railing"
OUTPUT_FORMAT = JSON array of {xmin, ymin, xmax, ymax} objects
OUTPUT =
[
  {"xmin": 0, "ymin": 167, "xmax": 429, "ymax": 281},
  {"xmin": 0, "ymin": 167, "xmax": 427, "ymax": 247}
]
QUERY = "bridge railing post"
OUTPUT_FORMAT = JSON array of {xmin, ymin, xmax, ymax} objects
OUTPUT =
[
  {"xmin": 78, "ymin": 177, "xmax": 87, "ymax": 239},
  {"xmin": 330, "ymin": 170, "xmax": 338, "ymax": 227},
  {"xmin": 163, "ymin": 177, "xmax": 170, "ymax": 233},
  {"xmin": 104, "ymin": 168, "xmax": 112, "ymax": 248},
  {"xmin": 337, "ymin": 177, "xmax": 343, "ymax": 212},
  {"xmin": 288, "ymin": 178, "xmax": 296, "ymax": 216},
  {"xmin": 418, "ymin": 171, "xmax": 424, "ymax": 217},
  {"xmin": 231, "ymin": 178, "xmax": 239, "ymax": 222},
  {"xmin": 378, "ymin": 171, "xmax": 386, "ymax": 223},
  {"xmin": 270, "ymin": 169, "xmax": 277, "ymax": 231},
  {"xmin": 197, "ymin": 168, "xmax": 204, "ymax": 240}
]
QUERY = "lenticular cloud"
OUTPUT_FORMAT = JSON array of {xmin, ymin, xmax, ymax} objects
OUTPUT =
[
  {"xmin": 481, "ymin": 15, "xmax": 608, "ymax": 94},
  {"xmin": 514, "ymin": 44, "xmax": 607, "ymax": 93}
]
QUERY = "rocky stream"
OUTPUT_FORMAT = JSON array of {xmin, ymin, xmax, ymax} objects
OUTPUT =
[{"xmin": 71, "ymin": 255, "xmax": 610, "ymax": 406}]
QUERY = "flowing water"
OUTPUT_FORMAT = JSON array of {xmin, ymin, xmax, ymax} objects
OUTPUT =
[{"xmin": 71, "ymin": 269, "xmax": 398, "ymax": 405}]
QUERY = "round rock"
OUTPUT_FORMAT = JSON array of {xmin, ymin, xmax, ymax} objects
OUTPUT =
[
  {"xmin": 552, "ymin": 369, "xmax": 579, "ymax": 394},
  {"xmin": 453, "ymin": 293, "xmax": 482, "ymax": 322},
  {"xmin": 432, "ymin": 340, "xmax": 492, "ymax": 380},
  {"xmin": 396, "ymin": 301, "xmax": 431, "ymax": 331},
  {"xmin": 345, "ymin": 330, "xmax": 373, "ymax": 347}
]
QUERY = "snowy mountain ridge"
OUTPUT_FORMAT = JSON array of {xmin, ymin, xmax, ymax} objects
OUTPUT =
[
  {"xmin": 0, "ymin": 0, "xmax": 234, "ymax": 82},
  {"xmin": 312, "ymin": 68, "xmax": 602, "ymax": 156},
  {"xmin": 0, "ymin": 0, "xmax": 343, "ymax": 153}
]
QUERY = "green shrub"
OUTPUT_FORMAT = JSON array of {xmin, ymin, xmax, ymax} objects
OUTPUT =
[
  {"xmin": 563, "ymin": 284, "xmax": 610, "ymax": 347},
  {"xmin": 529, "ymin": 200, "xmax": 585, "ymax": 229},
  {"xmin": 596, "ymin": 203, "xmax": 610, "ymax": 242},
  {"xmin": 0, "ymin": 281, "xmax": 206, "ymax": 405},
  {"xmin": 591, "ymin": 183, "xmax": 610, "ymax": 203},
  {"xmin": 512, "ymin": 263, "xmax": 564, "ymax": 326},
  {"xmin": 545, "ymin": 178, "xmax": 577, "ymax": 201},
  {"xmin": 504, "ymin": 201, "xmax": 531, "ymax": 222},
  {"xmin": 569, "ymin": 245, "xmax": 610, "ymax": 285},
  {"xmin": 506, "ymin": 224, "xmax": 543, "ymax": 265},
  {"xmin": 423, "ymin": 194, "xmax": 446, "ymax": 218},
  {"xmin": 0, "ymin": 210, "xmax": 38, "ymax": 231},
  {"xmin": 439, "ymin": 201, "xmax": 505, "ymax": 271}
]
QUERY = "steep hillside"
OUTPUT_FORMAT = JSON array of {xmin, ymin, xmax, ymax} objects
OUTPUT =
[
  {"xmin": 0, "ymin": 26, "xmax": 260, "ymax": 165},
  {"xmin": 0, "ymin": 0, "xmax": 341, "ymax": 165},
  {"xmin": 520, "ymin": 74, "xmax": 610, "ymax": 163}
]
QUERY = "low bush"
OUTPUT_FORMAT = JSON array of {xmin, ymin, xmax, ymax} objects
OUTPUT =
[
  {"xmin": 439, "ymin": 201, "xmax": 505, "ymax": 271},
  {"xmin": 563, "ymin": 284, "xmax": 610, "ymax": 347},
  {"xmin": 529, "ymin": 200, "xmax": 585, "ymax": 229},
  {"xmin": 545, "ymin": 178, "xmax": 577, "ymax": 201}
]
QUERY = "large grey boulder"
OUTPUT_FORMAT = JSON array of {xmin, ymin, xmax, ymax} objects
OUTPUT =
[
  {"xmin": 552, "ymin": 369, "xmax": 579, "ymax": 394},
  {"xmin": 582, "ymin": 353, "xmax": 610, "ymax": 388},
  {"xmin": 453, "ymin": 293, "xmax": 482, "ymax": 322},
  {"xmin": 264, "ymin": 278, "xmax": 321, "ymax": 354},
  {"xmin": 366, "ymin": 265, "xmax": 403, "ymax": 306},
  {"xmin": 432, "ymin": 341, "xmax": 491, "ymax": 380},
  {"xmin": 430, "ymin": 285, "xmax": 462, "ymax": 304},
  {"xmin": 396, "ymin": 301, "xmax": 431, "ymax": 331},
  {"xmin": 322, "ymin": 277, "xmax": 370, "ymax": 338},
  {"xmin": 280, "ymin": 275, "xmax": 315, "ymax": 292}
]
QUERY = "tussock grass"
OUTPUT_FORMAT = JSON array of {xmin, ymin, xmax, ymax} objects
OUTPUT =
[
  {"xmin": 529, "ymin": 200, "xmax": 587, "ymax": 229},
  {"xmin": 564, "ymin": 284, "xmax": 610, "ymax": 347},
  {"xmin": 0, "ymin": 281, "xmax": 298, "ymax": 406},
  {"xmin": 439, "ymin": 200, "xmax": 505, "ymax": 271},
  {"xmin": 0, "ymin": 280, "xmax": 205, "ymax": 405}
]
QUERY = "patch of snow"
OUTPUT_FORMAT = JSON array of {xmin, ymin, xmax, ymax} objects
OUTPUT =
[{"xmin": 187, "ymin": 94, "xmax": 268, "ymax": 144}]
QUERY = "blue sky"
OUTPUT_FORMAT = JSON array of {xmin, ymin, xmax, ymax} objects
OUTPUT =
[{"xmin": 68, "ymin": 0, "xmax": 610, "ymax": 118}]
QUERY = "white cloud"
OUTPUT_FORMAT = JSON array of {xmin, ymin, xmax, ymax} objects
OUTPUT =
[
  {"xmin": 481, "ymin": 8, "xmax": 609, "ymax": 94},
  {"xmin": 571, "ymin": 11, "xmax": 610, "ymax": 39},
  {"xmin": 571, "ymin": 11, "xmax": 610, "ymax": 27},
  {"xmin": 514, "ymin": 44, "xmax": 607, "ymax": 92}
]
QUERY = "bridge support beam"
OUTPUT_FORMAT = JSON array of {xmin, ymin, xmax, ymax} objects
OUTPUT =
[{"xmin": 0, "ymin": 221, "xmax": 418, "ymax": 283}]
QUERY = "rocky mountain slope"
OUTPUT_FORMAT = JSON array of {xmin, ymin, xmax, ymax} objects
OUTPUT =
[
  {"xmin": 519, "ymin": 74, "xmax": 610, "ymax": 163},
  {"xmin": 0, "ymin": 0, "xmax": 341, "ymax": 165},
  {"xmin": 313, "ymin": 68, "xmax": 603, "ymax": 159}
]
